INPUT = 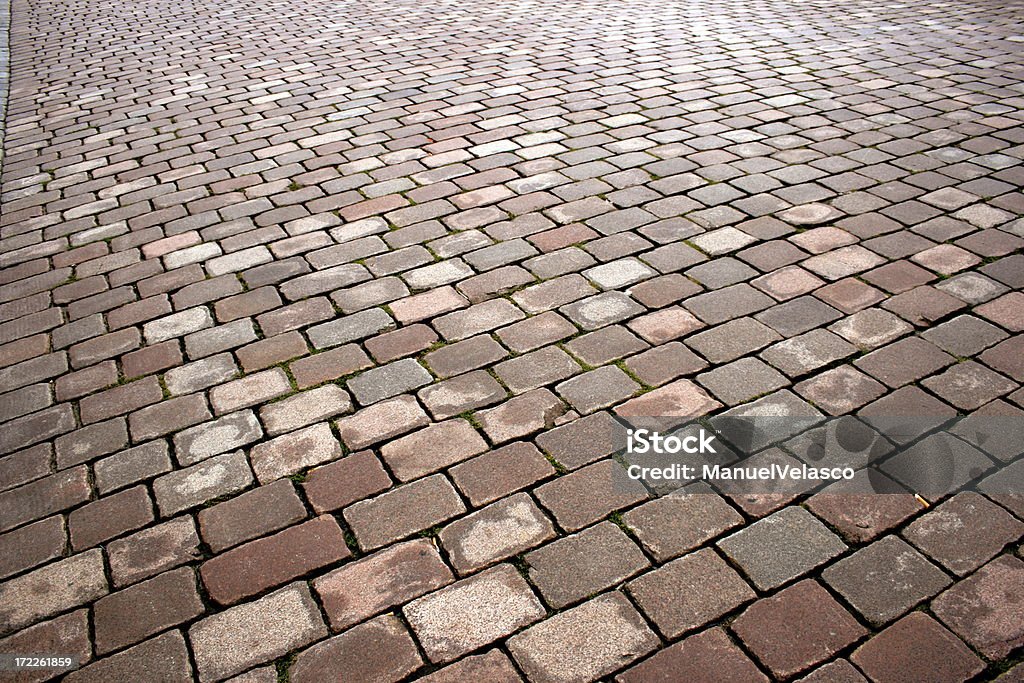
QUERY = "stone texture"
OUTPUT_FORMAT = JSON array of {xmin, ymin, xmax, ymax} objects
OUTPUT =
[
  {"xmin": 0, "ymin": 550, "xmax": 107, "ymax": 636},
  {"xmin": 65, "ymin": 631, "xmax": 193, "ymax": 683},
  {"xmin": 526, "ymin": 521, "xmax": 648, "ymax": 609},
  {"xmin": 380, "ymin": 418, "xmax": 488, "ymax": 481},
  {"xmin": 4, "ymin": 1, "xmax": 1024, "ymax": 674},
  {"xmin": 314, "ymin": 538, "xmax": 453, "ymax": 630},
  {"xmin": 508, "ymin": 592, "xmax": 658, "ymax": 683},
  {"xmin": 478, "ymin": 389, "xmax": 566, "ymax": 444},
  {"xmin": 289, "ymin": 615, "xmax": 422, "ymax": 683},
  {"xmin": 153, "ymin": 452, "xmax": 253, "ymax": 516},
  {"xmin": 302, "ymin": 450, "xmax": 392, "ymax": 513},
  {"xmin": 404, "ymin": 564, "xmax": 545, "ymax": 663},
  {"xmin": 718, "ymin": 506, "xmax": 846, "ymax": 591},
  {"xmin": 624, "ymin": 487, "xmax": 744, "ymax": 561},
  {"xmin": 198, "ymin": 479, "xmax": 308, "ymax": 552},
  {"xmin": 93, "ymin": 567, "xmax": 204, "ymax": 655},
  {"xmin": 419, "ymin": 370, "xmax": 507, "ymax": 420},
  {"xmin": 173, "ymin": 410, "xmax": 263, "ymax": 465},
  {"xmin": 0, "ymin": 610, "xmax": 92, "ymax": 682},
  {"xmin": 851, "ymin": 612, "xmax": 985, "ymax": 683},
  {"xmin": 418, "ymin": 650, "xmax": 522, "ymax": 683},
  {"xmin": 68, "ymin": 484, "xmax": 154, "ymax": 548},
  {"xmin": 440, "ymin": 493, "xmax": 556, "ymax": 574},
  {"xmin": 732, "ymin": 580, "xmax": 867, "ymax": 680},
  {"xmin": 931, "ymin": 555, "xmax": 1024, "ymax": 660},
  {"xmin": 200, "ymin": 516, "xmax": 349, "ymax": 605},
  {"xmin": 107, "ymin": 517, "xmax": 201, "ymax": 588},
  {"xmin": 823, "ymin": 536, "xmax": 951, "ymax": 625},
  {"xmin": 249, "ymin": 422, "xmax": 342, "ymax": 483},
  {"xmin": 617, "ymin": 627, "xmax": 768, "ymax": 683},
  {"xmin": 451, "ymin": 442, "xmax": 555, "ymax": 506},
  {"xmin": 189, "ymin": 583, "xmax": 328, "ymax": 681},
  {"xmin": 903, "ymin": 492, "xmax": 1024, "ymax": 576},
  {"xmin": 535, "ymin": 459, "xmax": 649, "ymax": 532},
  {"xmin": 345, "ymin": 474, "xmax": 466, "ymax": 551},
  {"xmin": 259, "ymin": 384, "xmax": 352, "ymax": 435},
  {"xmin": 615, "ymin": 380, "xmax": 722, "ymax": 418},
  {"xmin": 336, "ymin": 395, "xmax": 430, "ymax": 450},
  {"xmin": 628, "ymin": 548, "xmax": 755, "ymax": 637}
]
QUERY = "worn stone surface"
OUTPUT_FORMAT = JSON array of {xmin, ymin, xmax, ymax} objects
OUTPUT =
[
  {"xmin": 418, "ymin": 650, "xmax": 522, "ymax": 683},
  {"xmin": 732, "ymin": 580, "xmax": 867, "ymax": 680},
  {"xmin": 508, "ymin": 592, "xmax": 659, "ymax": 683},
  {"xmin": 314, "ymin": 538, "xmax": 453, "ymax": 630},
  {"xmin": 404, "ymin": 565, "xmax": 545, "ymax": 663},
  {"xmin": 439, "ymin": 493, "xmax": 556, "ymax": 574},
  {"xmin": 718, "ymin": 507, "xmax": 847, "ymax": 591},
  {"xmin": 851, "ymin": 612, "xmax": 985, "ymax": 683},
  {"xmin": 0, "ymin": 550, "xmax": 107, "ymax": 636},
  {"xmin": 628, "ymin": 548, "xmax": 755, "ymax": 638},
  {"xmin": 380, "ymin": 418, "xmax": 488, "ymax": 481},
  {"xmin": 931, "ymin": 555, "xmax": 1024, "ymax": 660},
  {"xmin": 107, "ymin": 517, "xmax": 196, "ymax": 587},
  {"xmin": 93, "ymin": 567, "xmax": 204, "ymax": 655},
  {"xmin": 822, "ymin": 536, "xmax": 951, "ymax": 626},
  {"xmin": 289, "ymin": 614, "xmax": 423, "ymax": 683},
  {"xmin": 618, "ymin": 627, "xmax": 768, "ymax": 683},
  {"xmin": 188, "ymin": 583, "xmax": 328, "ymax": 681},
  {"xmin": 903, "ymin": 492, "xmax": 1024, "ymax": 576},
  {"xmin": 625, "ymin": 487, "xmax": 744, "ymax": 561},
  {"xmin": 200, "ymin": 515, "xmax": 349, "ymax": 605},
  {"xmin": 3, "ymin": 0, "xmax": 1024, "ymax": 677},
  {"xmin": 65, "ymin": 631, "xmax": 193, "ymax": 683},
  {"xmin": 345, "ymin": 474, "xmax": 466, "ymax": 551},
  {"xmin": 527, "ymin": 521, "xmax": 649, "ymax": 609}
]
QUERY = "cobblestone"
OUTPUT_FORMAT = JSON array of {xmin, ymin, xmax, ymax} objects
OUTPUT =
[
  {"xmin": 189, "ymin": 583, "xmax": 327, "ymax": 681},
  {"xmin": 314, "ymin": 539, "xmax": 452, "ymax": 631},
  {"xmin": 405, "ymin": 564, "xmax": 544, "ymax": 663},
  {"xmin": 718, "ymin": 506, "xmax": 847, "ymax": 591},
  {"xmin": 3, "ymin": 0, "xmax": 1023, "ymax": 676},
  {"xmin": 733, "ymin": 580, "xmax": 867, "ymax": 679},
  {"xmin": 823, "ymin": 536, "xmax": 951, "ymax": 626},
  {"xmin": 628, "ymin": 548, "xmax": 755, "ymax": 638},
  {"xmin": 508, "ymin": 592, "xmax": 658, "ymax": 683}
]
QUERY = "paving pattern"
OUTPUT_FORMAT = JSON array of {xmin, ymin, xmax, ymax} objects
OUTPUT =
[{"xmin": 0, "ymin": 0, "xmax": 1023, "ymax": 679}]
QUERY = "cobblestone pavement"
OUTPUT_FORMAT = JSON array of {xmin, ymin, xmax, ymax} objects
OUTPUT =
[
  {"xmin": 0, "ymin": 0, "xmax": 9, "ymax": 162},
  {"xmin": 1, "ymin": 0, "xmax": 1023, "ymax": 679}
]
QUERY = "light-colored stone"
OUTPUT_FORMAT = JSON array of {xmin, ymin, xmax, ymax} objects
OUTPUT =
[
  {"xmin": 260, "ymin": 385, "xmax": 352, "ymax": 435},
  {"xmin": 584, "ymin": 258, "xmax": 657, "ymax": 290},
  {"xmin": 778, "ymin": 203, "xmax": 842, "ymax": 226},
  {"xmin": 209, "ymin": 369, "xmax": 292, "ymax": 414},
  {"xmin": 189, "ymin": 583, "xmax": 327, "ymax": 682},
  {"xmin": 336, "ymin": 395, "xmax": 430, "ymax": 450},
  {"xmin": 153, "ymin": 452, "xmax": 254, "ymax": 516},
  {"xmin": 380, "ymin": 419, "xmax": 489, "ymax": 481},
  {"xmin": 174, "ymin": 411, "xmax": 263, "ymax": 465},
  {"xmin": 313, "ymin": 539, "xmax": 453, "ymax": 630},
  {"xmin": 249, "ymin": 423, "xmax": 342, "ymax": 483},
  {"xmin": 165, "ymin": 354, "xmax": 239, "ymax": 396},
  {"xmin": 205, "ymin": 246, "xmax": 273, "ymax": 276},
  {"xmin": 144, "ymin": 307, "xmax": 213, "ymax": 344},
  {"xmin": 165, "ymin": 242, "xmax": 222, "ymax": 269},
  {"xmin": 439, "ymin": 493, "xmax": 556, "ymax": 574},
  {"xmin": 690, "ymin": 227, "xmax": 757, "ymax": 255},
  {"xmin": 404, "ymin": 564, "xmax": 545, "ymax": 663},
  {"xmin": 508, "ymin": 592, "xmax": 659, "ymax": 683},
  {"xmin": 0, "ymin": 550, "xmax": 107, "ymax": 636}
]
